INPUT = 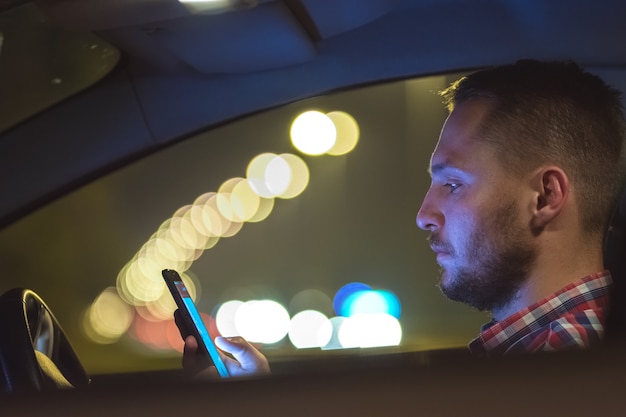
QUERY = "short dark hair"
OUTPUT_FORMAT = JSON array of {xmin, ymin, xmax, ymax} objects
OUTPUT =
[{"xmin": 440, "ymin": 60, "xmax": 626, "ymax": 236}]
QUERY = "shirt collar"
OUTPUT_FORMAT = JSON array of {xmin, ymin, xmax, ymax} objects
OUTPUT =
[{"xmin": 468, "ymin": 271, "xmax": 612, "ymax": 355}]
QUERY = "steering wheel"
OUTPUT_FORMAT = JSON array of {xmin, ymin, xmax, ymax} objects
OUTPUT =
[{"xmin": 0, "ymin": 288, "xmax": 89, "ymax": 393}]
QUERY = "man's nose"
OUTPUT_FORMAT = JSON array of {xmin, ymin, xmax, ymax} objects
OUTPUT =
[{"xmin": 416, "ymin": 192, "xmax": 442, "ymax": 231}]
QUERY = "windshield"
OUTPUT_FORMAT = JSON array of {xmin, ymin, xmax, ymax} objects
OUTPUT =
[{"xmin": 0, "ymin": 72, "xmax": 488, "ymax": 375}]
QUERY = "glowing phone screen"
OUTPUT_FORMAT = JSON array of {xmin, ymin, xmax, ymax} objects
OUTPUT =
[{"xmin": 175, "ymin": 281, "xmax": 229, "ymax": 377}]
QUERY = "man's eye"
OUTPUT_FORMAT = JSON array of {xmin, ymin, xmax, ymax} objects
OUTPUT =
[{"xmin": 444, "ymin": 183, "xmax": 461, "ymax": 192}]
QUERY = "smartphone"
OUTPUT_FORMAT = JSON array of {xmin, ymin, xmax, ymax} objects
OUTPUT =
[{"xmin": 162, "ymin": 269, "xmax": 230, "ymax": 378}]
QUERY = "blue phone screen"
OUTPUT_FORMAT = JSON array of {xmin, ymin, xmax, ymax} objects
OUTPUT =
[{"xmin": 175, "ymin": 281, "xmax": 229, "ymax": 377}]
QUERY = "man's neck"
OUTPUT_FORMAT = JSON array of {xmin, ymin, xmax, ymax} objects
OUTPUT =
[{"xmin": 490, "ymin": 246, "xmax": 604, "ymax": 321}]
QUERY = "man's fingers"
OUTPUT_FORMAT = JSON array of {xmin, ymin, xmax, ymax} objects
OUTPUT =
[
  {"xmin": 182, "ymin": 335, "xmax": 200, "ymax": 371},
  {"xmin": 174, "ymin": 309, "xmax": 192, "ymax": 339},
  {"xmin": 176, "ymin": 319, "xmax": 270, "ymax": 378},
  {"xmin": 214, "ymin": 336, "xmax": 270, "ymax": 375}
]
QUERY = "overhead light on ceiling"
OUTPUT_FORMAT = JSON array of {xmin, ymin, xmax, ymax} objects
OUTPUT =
[
  {"xmin": 178, "ymin": 0, "xmax": 227, "ymax": 4},
  {"xmin": 177, "ymin": 0, "xmax": 258, "ymax": 13}
]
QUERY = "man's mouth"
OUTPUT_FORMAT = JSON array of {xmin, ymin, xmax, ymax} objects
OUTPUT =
[
  {"xmin": 435, "ymin": 252, "xmax": 451, "ymax": 262},
  {"xmin": 428, "ymin": 235, "xmax": 452, "ymax": 260}
]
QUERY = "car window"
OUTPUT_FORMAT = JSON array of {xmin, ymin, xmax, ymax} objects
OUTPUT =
[{"xmin": 0, "ymin": 72, "xmax": 489, "ymax": 375}]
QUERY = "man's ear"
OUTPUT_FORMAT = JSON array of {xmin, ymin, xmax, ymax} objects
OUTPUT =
[{"xmin": 531, "ymin": 167, "xmax": 569, "ymax": 230}]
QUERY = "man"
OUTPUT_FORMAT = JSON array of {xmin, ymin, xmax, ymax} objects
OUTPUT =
[
  {"xmin": 417, "ymin": 59, "xmax": 625, "ymax": 354},
  {"xmin": 178, "ymin": 60, "xmax": 626, "ymax": 374}
]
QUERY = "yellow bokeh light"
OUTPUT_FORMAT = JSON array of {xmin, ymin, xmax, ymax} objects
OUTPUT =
[
  {"xmin": 290, "ymin": 110, "xmax": 337, "ymax": 155},
  {"xmin": 116, "ymin": 262, "xmax": 136, "ymax": 305},
  {"xmin": 192, "ymin": 192, "xmax": 222, "ymax": 237},
  {"xmin": 169, "ymin": 208, "xmax": 208, "ymax": 250},
  {"xmin": 123, "ymin": 258, "xmax": 167, "ymax": 304},
  {"xmin": 199, "ymin": 198, "xmax": 229, "ymax": 237},
  {"xmin": 246, "ymin": 197, "xmax": 274, "ymax": 223},
  {"xmin": 231, "ymin": 179, "xmax": 262, "ymax": 221},
  {"xmin": 217, "ymin": 178, "xmax": 244, "ymax": 221},
  {"xmin": 275, "ymin": 153, "xmax": 309, "ymax": 199},
  {"xmin": 326, "ymin": 111, "xmax": 359, "ymax": 156},
  {"xmin": 246, "ymin": 153, "xmax": 309, "ymax": 200},
  {"xmin": 82, "ymin": 312, "xmax": 113, "ymax": 345},
  {"xmin": 141, "ymin": 236, "xmax": 193, "ymax": 274},
  {"xmin": 135, "ymin": 255, "xmax": 163, "ymax": 283},
  {"xmin": 144, "ymin": 299, "xmax": 174, "ymax": 321},
  {"xmin": 264, "ymin": 156, "xmax": 291, "ymax": 196},
  {"xmin": 118, "ymin": 117, "xmax": 323, "ymax": 304},
  {"xmin": 188, "ymin": 203, "xmax": 220, "ymax": 249},
  {"xmin": 247, "ymin": 153, "xmax": 278, "ymax": 198},
  {"xmin": 220, "ymin": 218, "xmax": 244, "ymax": 237},
  {"xmin": 151, "ymin": 235, "xmax": 193, "ymax": 269},
  {"xmin": 145, "ymin": 270, "xmax": 200, "ymax": 320},
  {"xmin": 83, "ymin": 288, "xmax": 134, "ymax": 344},
  {"xmin": 135, "ymin": 305, "xmax": 162, "ymax": 322},
  {"xmin": 200, "ymin": 193, "xmax": 244, "ymax": 237}
]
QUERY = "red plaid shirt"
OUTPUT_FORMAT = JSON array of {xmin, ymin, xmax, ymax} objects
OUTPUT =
[{"xmin": 468, "ymin": 272, "xmax": 611, "ymax": 355}]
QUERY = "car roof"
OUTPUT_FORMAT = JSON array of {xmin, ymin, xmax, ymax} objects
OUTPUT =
[{"xmin": 2, "ymin": 0, "xmax": 626, "ymax": 228}]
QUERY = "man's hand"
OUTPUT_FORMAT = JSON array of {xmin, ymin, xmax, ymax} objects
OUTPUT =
[
  {"xmin": 175, "ymin": 309, "xmax": 270, "ymax": 378},
  {"xmin": 182, "ymin": 334, "xmax": 270, "ymax": 378}
]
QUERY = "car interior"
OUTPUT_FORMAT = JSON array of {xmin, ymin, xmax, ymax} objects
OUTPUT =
[{"xmin": 2, "ymin": 0, "xmax": 626, "ymax": 414}]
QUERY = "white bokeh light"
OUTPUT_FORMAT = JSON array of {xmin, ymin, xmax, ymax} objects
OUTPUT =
[
  {"xmin": 247, "ymin": 153, "xmax": 277, "ymax": 198},
  {"xmin": 234, "ymin": 300, "xmax": 290, "ymax": 344},
  {"xmin": 265, "ymin": 155, "xmax": 291, "ymax": 196},
  {"xmin": 215, "ymin": 300, "xmax": 244, "ymax": 337},
  {"xmin": 275, "ymin": 154, "xmax": 309, "ymax": 199},
  {"xmin": 290, "ymin": 111, "xmax": 337, "ymax": 155},
  {"xmin": 338, "ymin": 313, "xmax": 402, "ymax": 348},
  {"xmin": 288, "ymin": 310, "xmax": 333, "ymax": 349}
]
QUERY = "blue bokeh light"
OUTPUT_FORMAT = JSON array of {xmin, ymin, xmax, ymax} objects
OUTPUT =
[
  {"xmin": 334, "ymin": 283, "xmax": 401, "ymax": 319},
  {"xmin": 345, "ymin": 290, "xmax": 401, "ymax": 318},
  {"xmin": 333, "ymin": 282, "xmax": 371, "ymax": 317}
]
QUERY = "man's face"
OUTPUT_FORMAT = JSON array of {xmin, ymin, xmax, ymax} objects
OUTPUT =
[{"xmin": 416, "ymin": 100, "xmax": 537, "ymax": 312}]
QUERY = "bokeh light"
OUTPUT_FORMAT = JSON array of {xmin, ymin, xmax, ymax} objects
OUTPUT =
[
  {"xmin": 275, "ymin": 153, "xmax": 309, "ymax": 199},
  {"xmin": 111, "ymin": 108, "xmax": 358, "ymax": 350},
  {"xmin": 246, "ymin": 196, "xmax": 275, "ymax": 222},
  {"xmin": 344, "ymin": 290, "xmax": 401, "ymax": 318},
  {"xmin": 288, "ymin": 310, "xmax": 333, "ymax": 349},
  {"xmin": 333, "ymin": 282, "xmax": 372, "ymax": 316},
  {"xmin": 321, "ymin": 316, "xmax": 347, "ymax": 350},
  {"xmin": 201, "ymin": 193, "xmax": 244, "ymax": 238},
  {"xmin": 326, "ymin": 111, "xmax": 360, "ymax": 156},
  {"xmin": 247, "ymin": 153, "xmax": 309, "ymax": 199},
  {"xmin": 334, "ymin": 283, "xmax": 401, "ymax": 320},
  {"xmin": 290, "ymin": 111, "xmax": 337, "ymax": 155},
  {"xmin": 217, "ymin": 177, "xmax": 262, "ymax": 222},
  {"xmin": 132, "ymin": 314, "xmax": 175, "ymax": 351},
  {"xmin": 264, "ymin": 156, "xmax": 291, "ymax": 196},
  {"xmin": 231, "ymin": 178, "xmax": 262, "ymax": 221},
  {"xmin": 247, "ymin": 153, "xmax": 278, "ymax": 198},
  {"xmin": 215, "ymin": 300, "xmax": 244, "ymax": 337},
  {"xmin": 338, "ymin": 313, "xmax": 402, "ymax": 348},
  {"xmin": 82, "ymin": 288, "xmax": 134, "ymax": 344},
  {"xmin": 234, "ymin": 300, "xmax": 290, "ymax": 344},
  {"xmin": 122, "ymin": 257, "xmax": 167, "ymax": 304}
]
